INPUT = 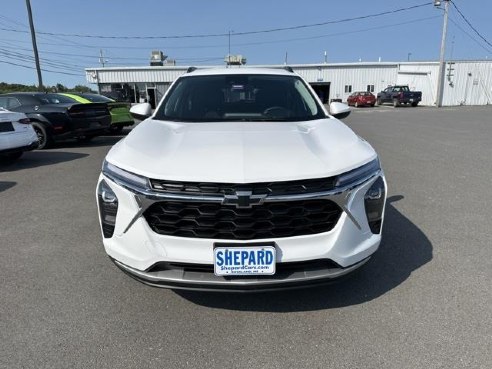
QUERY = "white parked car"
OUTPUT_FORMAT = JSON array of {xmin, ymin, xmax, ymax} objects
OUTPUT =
[
  {"xmin": 0, "ymin": 108, "xmax": 38, "ymax": 161},
  {"xmin": 97, "ymin": 67, "xmax": 387, "ymax": 291}
]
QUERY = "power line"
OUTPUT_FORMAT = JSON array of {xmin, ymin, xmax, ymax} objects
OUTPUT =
[
  {"xmin": 0, "ymin": 15, "xmax": 440, "ymax": 71},
  {"xmin": 232, "ymin": 3, "xmax": 432, "ymax": 37},
  {"xmin": 0, "ymin": 14, "xmax": 94, "ymax": 48},
  {"xmin": 0, "ymin": 59, "xmax": 83, "ymax": 76},
  {"xmin": 450, "ymin": 0, "xmax": 492, "ymax": 48},
  {"xmin": 1, "ymin": 44, "xmax": 220, "ymax": 63},
  {"xmin": 230, "ymin": 16, "xmax": 440, "ymax": 48},
  {"xmin": 0, "ymin": 15, "xmax": 441, "ymax": 53},
  {"xmin": 0, "ymin": 40, "xmax": 224, "ymax": 68},
  {"xmin": 0, "ymin": 48, "xmax": 87, "ymax": 70},
  {"xmin": 0, "ymin": 2, "xmax": 431, "ymax": 40},
  {"xmin": 448, "ymin": 17, "xmax": 492, "ymax": 54}
]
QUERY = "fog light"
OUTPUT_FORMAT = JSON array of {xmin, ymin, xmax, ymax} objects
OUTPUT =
[
  {"xmin": 364, "ymin": 177, "xmax": 385, "ymax": 234},
  {"xmin": 98, "ymin": 180, "xmax": 118, "ymax": 238}
]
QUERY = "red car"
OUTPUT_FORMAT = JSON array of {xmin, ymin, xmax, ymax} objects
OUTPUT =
[{"xmin": 347, "ymin": 91, "xmax": 376, "ymax": 107}]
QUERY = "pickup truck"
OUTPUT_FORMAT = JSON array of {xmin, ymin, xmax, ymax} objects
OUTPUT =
[{"xmin": 377, "ymin": 85, "xmax": 422, "ymax": 107}]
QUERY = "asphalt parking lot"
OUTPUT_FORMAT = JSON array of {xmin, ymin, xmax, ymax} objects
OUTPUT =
[{"xmin": 1, "ymin": 105, "xmax": 491, "ymax": 369}]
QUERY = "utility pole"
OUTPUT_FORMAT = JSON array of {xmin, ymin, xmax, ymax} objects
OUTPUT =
[
  {"xmin": 227, "ymin": 31, "xmax": 232, "ymax": 66},
  {"xmin": 436, "ymin": 0, "xmax": 450, "ymax": 107},
  {"xmin": 99, "ymin": 49, "xmax": 106, "ymax": 67},
  {"xmin": 25, "ymin": 0, "xmax": 43, "ymax": 91}
]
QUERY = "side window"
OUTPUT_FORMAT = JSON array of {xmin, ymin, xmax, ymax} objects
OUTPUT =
[
  {"xmin": 367, "ymin": 85, "xmax": 375, "ymax": 93},
  {"xmin": 7, "ymin": 97, "xmax": 21, "ymax": 109},
  {"xmin": 344, "ymin": 85, "xmax": 352, "ymax": 93},
  {"xmin": 0, "ymin": 97, "xmax": 7, "ymax": 109}
]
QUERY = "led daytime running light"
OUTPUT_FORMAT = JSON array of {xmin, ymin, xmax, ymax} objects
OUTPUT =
[
  {"xmin": 102, "ymin": 160, "xmax": 149, "ymax": 189},
  {"xmin": 336, "ymin": 158, "xmax": 380, "ymax": 187}
]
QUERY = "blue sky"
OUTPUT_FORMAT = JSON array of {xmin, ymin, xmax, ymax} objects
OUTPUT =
[{"xmin": 0, "ymin": 0, "xmax": 490, "ymax": 87}]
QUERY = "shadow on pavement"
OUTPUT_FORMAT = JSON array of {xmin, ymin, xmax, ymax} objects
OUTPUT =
[
  {"xmin": 48, "ymin": 124, "xmax": 136, "ymax": 149},
  {"xmin": 53, "ymin": 134, "xmax": 126, "ymax": 149},
  {"xmin": 176, "ymin": 195, "xmax": 433, "ymax": 312},
  {"xmin": 0, "ymin": 181, "xmax": 16, "ymax": 193},
  {"xmin": 0, "ymin": 151, "xmax": 89, "ymax": 172}
]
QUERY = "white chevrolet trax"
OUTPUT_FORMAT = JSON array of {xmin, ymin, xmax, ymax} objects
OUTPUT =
[{"xmin": 97, "ymin": 67, "xmax": 387, "ymax": 291}]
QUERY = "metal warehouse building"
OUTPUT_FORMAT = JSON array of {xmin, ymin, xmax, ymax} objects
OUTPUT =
[{"xmin": 85, "ymin": 60, "xmax": 492, "ymax": 108}]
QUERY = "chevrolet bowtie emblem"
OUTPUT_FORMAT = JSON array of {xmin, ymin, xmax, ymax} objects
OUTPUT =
[{"xmin": 222, "ymin": 191, "xmax": 267, "ymax": 208}]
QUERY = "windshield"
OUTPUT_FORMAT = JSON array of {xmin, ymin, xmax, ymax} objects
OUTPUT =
[
  {"xmin": 80, "ymin": 94, "xmax": 114, "ymax": 102},
  {"xmin": 37, "ymin": 94, "xmax": 78, "ymax": 104},
  {"xmin": 154, "ymin": 74, "xmax": 326, "ymax": 122}
]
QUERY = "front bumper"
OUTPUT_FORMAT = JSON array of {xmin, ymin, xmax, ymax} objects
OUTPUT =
[
  {"xmin": 97, "ymin": 171, "xmax": 386, "ymax": 291},
  {"xmin": 358, "ymin": 100, "xmax": 375, "ymax": 106},
  {"xmin": 400, "ymin": 97, "xmax": 422, "ymax": 104},
  {"xmin": 112, "ymin": 256, "xmax": 371, "ymax": 292}
]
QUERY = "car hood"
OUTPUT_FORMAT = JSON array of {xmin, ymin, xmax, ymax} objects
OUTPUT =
[{"xmin": 106, "ymin": 118, "xmax": 377, "ymax": 183}]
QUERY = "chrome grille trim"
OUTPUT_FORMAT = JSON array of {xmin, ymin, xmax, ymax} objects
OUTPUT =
[{"xmin": 102, "ymin": 169, "xmax": 381, "ymax": 234}]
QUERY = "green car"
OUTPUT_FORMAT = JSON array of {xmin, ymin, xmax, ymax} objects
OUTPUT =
[{"xmin": 60, "ymin": 93, "xmax": 134, "ymax": 133}]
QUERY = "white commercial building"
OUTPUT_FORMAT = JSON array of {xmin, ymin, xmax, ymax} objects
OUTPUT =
[{"xmin": 85, "ymin": 60, "xmax": 492, "ymax": 108}]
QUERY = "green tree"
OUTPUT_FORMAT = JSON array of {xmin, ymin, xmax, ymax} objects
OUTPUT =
[
  {"xmin": 0, "ymin": 82, "xmax": 96, "ymax": 94},
  {"xmin": 71, "ymin": 85, "xmax": 95, "ymax": 93},
  {"xmin": 56, "ymin": 83, "xmax": 67, "ymax": 92}
]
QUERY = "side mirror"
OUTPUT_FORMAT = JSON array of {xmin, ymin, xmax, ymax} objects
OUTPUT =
[
  {"xmin": 130, "ymin": 103, "xmax": 152, "ymax": 120},
  {"xmin": 329, "ymin": 102, "xmax": 351, "ymax": 120}
]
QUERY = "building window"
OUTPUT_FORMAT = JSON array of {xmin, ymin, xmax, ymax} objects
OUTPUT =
[
  {"xmin": 344, "ymin": 85, "xmax": 352, "ymax": 93},
  {"xmin": 367, "ymin": 85, "xmax": 375, "ymax": 92}
]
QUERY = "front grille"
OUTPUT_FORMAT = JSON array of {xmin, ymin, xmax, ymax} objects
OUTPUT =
[
  {"xmin": 149, "ymin": 177, "xmax": 336, "ymax": 196},
  {"xmin": 143, "ymin": 199, "xmax": 342, "ymax": 240},
  {"xmin": 147, "ymin": 259, "xmax": 341, "ymax": 274}
]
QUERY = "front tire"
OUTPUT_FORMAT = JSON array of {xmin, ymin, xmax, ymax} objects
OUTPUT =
[
  {"xmin": 31, "ymin": 122, "xmax": 52, "ymax": 149},
  {"xmin": 109, "ymin": 125, "xmax": 124, "ymax": 134},
  {"xmin": 77, "ymin": 135, "xmax": 96, "ymax": 143},
  {"xmin": 411, "ymin": 102, "xmax": 419, "ymax": 107}
]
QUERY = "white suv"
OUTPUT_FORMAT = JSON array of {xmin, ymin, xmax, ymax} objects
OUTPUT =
[{"xmin": 97, "ymin": 67, "xmax": 387, "ymax": 291}]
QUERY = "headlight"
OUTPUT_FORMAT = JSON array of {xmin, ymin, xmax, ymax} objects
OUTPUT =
[
  {"xmin": 335, "ymin": 158, "xmax": 380, "ymax": 188},
  {"xmin": 364, "ymin": 176, "xmax": 386, "ymax": 234},
  {"xmin": 97, "ymin": 179, "xmax": 118, "ymax": 238},
  {"xmin": 102, "ymin": 160, "xmax": 149, "ymax": 190}
]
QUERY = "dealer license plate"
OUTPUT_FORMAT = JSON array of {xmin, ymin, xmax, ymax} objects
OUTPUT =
[{"xmin": 214, "ymin": 245, "xmax": 276, "ymax": 276}]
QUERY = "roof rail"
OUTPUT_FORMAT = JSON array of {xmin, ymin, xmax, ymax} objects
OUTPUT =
[{"xmin": 186, "ymin": 67, "xmax": 197, "ymax": 73}]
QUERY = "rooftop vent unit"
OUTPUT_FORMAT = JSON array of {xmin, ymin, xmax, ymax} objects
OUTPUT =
[
  {"xmin": 150, "ymin": 50, "xmax": 167, "ymax": 66},
  {"xmin": 225, "ymin": 54, "xmax": 247, "ymax": 66}
]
